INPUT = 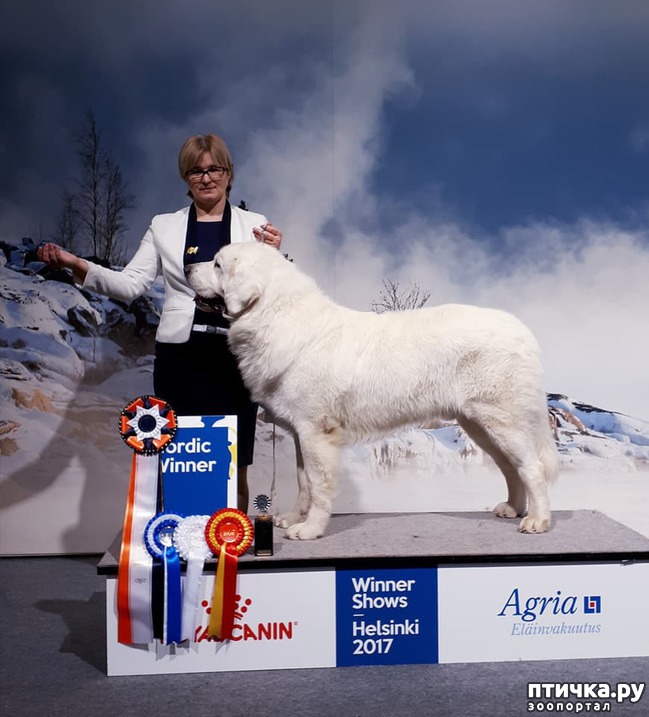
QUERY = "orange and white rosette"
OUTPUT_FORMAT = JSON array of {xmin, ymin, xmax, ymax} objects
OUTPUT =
[
  {"xmin": 118, "ymin": 395, "xmax": 177, "ymax": 455},
  {"xmin": 205, "ymin": 508, "xmax": 253, "ymax": 640}
]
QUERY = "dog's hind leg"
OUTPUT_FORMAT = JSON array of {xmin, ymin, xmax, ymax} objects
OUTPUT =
[
  {"xmin": 459, "ymin": 418, "xmax": 527, "ymax": 518},
  {"xmin": 275, "ymin": 436, "xmax": 311, "ymax": 529},
  {"xmin": 460, "ymin": 410, "xmax": 552, "ymax": 533},
  {"xmin": 284, "ymin": 426, "xmax": 342, "ymax": 540},
  {"xmin": 516, "ymin": 411, "xmax": 558, "ymax": 533}
]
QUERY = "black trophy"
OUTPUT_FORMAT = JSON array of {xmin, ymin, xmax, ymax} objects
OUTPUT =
[{"xmin": 253, "ymin": 494, "xmax": 273, "ymax": 556}]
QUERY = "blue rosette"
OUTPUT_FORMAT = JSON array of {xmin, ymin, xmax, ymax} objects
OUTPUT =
[
  {"xmin": 144, "ymin": 512, "xmax": 184, "ymax": 644},
  {"xmin": 144, "ymin": 513, "xmax": 184, "ymax": 558}
]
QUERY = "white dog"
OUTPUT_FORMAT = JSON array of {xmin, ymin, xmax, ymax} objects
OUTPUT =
[{"xmin": 186, "ymin": 243, "xmax": 558, "ymax": 540}]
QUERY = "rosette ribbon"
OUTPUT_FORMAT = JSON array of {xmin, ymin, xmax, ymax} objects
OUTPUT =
[
  {"xmin": 116, "ymin": 396, "xmax": 177, "ymax": 645},
  {"xmin": 173, "ymin": 515, "xmax": 212, "ymax": 642},
  {"xmin": 205, "ymin": 509, "xmax": 254, "ymax": 640},
  {"xmin": 144, "ymin": 512, "xmax": 184, "ymax": 645}
]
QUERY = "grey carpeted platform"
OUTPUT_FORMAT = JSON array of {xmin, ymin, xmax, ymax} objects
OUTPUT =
[{"xmin": 98, "ymin": 510, "xmax": 649, "ymax": 574}]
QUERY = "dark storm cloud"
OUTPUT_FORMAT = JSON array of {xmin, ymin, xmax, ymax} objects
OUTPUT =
[
  {"xmin": 3, "ymin": 0, "xmax": 648, "ymax": 244},
  {"xmin": 368, "ymin": 0, "xmax": 649, "ymax": 237},
  {"xmin": 0, "ymin": 0, "xmax": 336, "ymax": 240}
]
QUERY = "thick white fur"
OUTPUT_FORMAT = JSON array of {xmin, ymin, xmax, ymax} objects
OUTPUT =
[{"xmin": 186, "ymin": 242, "xmax": 558, "ymax": 540}]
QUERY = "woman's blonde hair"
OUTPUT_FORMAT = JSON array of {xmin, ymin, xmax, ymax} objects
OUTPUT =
[{"xmin": 178, "ymin": 134, "xmax": 234, "ymax": 193}]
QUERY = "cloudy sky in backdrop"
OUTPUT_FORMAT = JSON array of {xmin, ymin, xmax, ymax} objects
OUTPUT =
[{"xmin": 1, "ymin": 0, "xmax": 648, "ymax": 419}]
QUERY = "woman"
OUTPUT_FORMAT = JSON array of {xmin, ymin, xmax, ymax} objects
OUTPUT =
[{"xmin": 39, "ymin": 133, "xmax": 283, "ymax": 511}]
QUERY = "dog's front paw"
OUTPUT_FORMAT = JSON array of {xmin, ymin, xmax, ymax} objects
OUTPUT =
[
  {"xmin": 285, "ymin": 522, "xmax": 323, "ymax": 540},
  {"xmin": 275, "ymin": 512, "xmax": 303, "ymax": 529},
  {"xmin": 493, "ymin": 501, "xmax": 521, "ymax": 519},
  {"xmin": 518, "ymin": 515, "xmax": 551, "ymax": 534}
]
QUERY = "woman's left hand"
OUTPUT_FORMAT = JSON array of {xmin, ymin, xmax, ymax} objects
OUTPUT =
[{"xmin": 254, "ymin": 222, "xmax": 282, "ymax": 249}]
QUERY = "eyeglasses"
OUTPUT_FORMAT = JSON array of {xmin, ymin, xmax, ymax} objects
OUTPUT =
[{"xmin": 186, "ymin": 166, "xmax": 228, "ymax": 181}]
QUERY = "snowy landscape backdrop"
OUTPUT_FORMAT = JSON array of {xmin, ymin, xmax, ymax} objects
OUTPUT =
[{"xmin": 1, "ymin": 244, "xmax": 647, "ymax": 555}]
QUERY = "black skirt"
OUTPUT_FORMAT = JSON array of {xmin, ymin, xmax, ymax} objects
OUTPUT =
[{"xmin": 153, "ymin": 333, "xmax": 258, "ymax": 466}]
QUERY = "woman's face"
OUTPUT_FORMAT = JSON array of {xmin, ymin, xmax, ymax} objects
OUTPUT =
[{"xmin": 185, "ymin": 151, "xmax": 230, "ymax": 209}]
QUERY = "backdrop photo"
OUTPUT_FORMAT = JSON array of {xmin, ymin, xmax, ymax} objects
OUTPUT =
[{"xmin": 1, "ymin": 0, "xmax": 648, "ymax": 555}]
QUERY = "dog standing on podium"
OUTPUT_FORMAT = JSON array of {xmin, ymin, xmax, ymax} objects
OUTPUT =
[{"xmin": 186, "ymin": 243, "xmax": 558, "ymax": 540}]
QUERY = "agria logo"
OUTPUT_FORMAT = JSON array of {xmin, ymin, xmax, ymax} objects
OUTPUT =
[
  {"xmin": 583, "ymin": 595, "xmax": 601, "ymax": 614},
  {"xmin": 194, "ymin": 594, "xmax": 297, "ymax": 643},
  {"xmin": 497, "ymin": 589, "xmax": 603, "ymax": 622}
]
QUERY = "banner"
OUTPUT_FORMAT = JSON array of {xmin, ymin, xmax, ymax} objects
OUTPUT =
[
  {"xmin": 161, "ymin": 415, "xmax": 237, "ymax": 515},
  {"xmin": 335, "ymin": 567, "xmax": 438, "ymax": 666}
]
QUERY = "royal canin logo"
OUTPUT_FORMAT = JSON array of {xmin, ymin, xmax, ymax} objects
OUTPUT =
[{"xmin": 194, "ymin": 594, "xmax": 297, "ymax": 643}]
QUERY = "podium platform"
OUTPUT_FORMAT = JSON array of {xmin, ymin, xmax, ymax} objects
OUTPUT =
[{"xmin": 98, "ymin": 510, "xmax": 649, "ymax": 676}]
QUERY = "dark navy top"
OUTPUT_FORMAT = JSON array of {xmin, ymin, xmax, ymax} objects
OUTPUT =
[
  {"xmin": 184, "ymin": 202, "xmax": 232, "ymax": 328},
  {"xmin": 184, "ymin": 220, "xmax": 228, "ymax": 266}
]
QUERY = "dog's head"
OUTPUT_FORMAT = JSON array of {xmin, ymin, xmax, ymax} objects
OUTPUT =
[{"xmin": 185, "ymin": 242, "xmax": 275, "ymax": 319}]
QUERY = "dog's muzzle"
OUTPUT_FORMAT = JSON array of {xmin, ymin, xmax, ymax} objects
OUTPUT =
[{"xmin": 193, "ymin": 294, "xmax": 227, "ymax": 314}]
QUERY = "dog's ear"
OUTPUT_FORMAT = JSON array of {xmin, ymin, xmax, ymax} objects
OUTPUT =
[{"xmin": 224, "ymin": 256, "xmax": 262, "ymax": 317}]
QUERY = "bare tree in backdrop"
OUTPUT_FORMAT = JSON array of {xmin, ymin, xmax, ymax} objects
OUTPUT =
[
  {"xmin": 53, "ymin": 190, "xmax": 82, "ymax": 256},
  {"xmin": 53, "ymin": 111, "xmax": 134, "ymax": 265},
  {"xmin": 371, "ymin": 278, "xmax": 431, "ymax": 313}
]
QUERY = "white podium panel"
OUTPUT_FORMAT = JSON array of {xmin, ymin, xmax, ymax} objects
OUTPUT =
[
  {"xmin": 105, "ymin": 560, "xmax": 649, "ymax": 675},
  {"xmin": 107, "ymin": 569, "xmax": 337, "ymax": 675},
  {"xmin": 438, "ymin": 561, "xmax": 649, "ymax": 663}
]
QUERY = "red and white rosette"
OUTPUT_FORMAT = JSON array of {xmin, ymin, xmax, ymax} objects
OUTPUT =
[
  {"xmin": 205, "ymin": 508, "xmax": 254, "ymax": 640},
  {"xmin": 173, "ymin": 515, "xmax": 212, "ymax": 642},
  {"xmin": 116, "ymin": 396, "xmax": 177, "ymax": 645}
]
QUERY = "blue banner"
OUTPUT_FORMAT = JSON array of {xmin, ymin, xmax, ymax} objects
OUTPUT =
[
  {"xmin": 161, "ymin": 416, "xmax": 236, "ymax": 516},
  {"xmin": 336, "ymin": 567, "xmax": 438, "ymax": 667}
]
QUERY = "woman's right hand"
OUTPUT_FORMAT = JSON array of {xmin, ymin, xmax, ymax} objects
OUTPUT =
[
  {"xmin": 38, "ymin": 243, "xmax": 76, "ymax": 268},
  {"xmin": 38, "ymin": 243, "xmax": 89, "ymax": 282}
]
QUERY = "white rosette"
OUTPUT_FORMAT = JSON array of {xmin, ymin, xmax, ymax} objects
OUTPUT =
[{"xmin": 174, "ymin": 515, "xmax": 212, "ymax": 642}]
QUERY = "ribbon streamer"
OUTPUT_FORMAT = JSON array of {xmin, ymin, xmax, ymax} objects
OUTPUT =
[
  {"xmin": 205, "ymin": 509, "xmax": 253, "ymax": 640},
  {"xmin": 209, "ymin": 545, "xmax": 238, "ymax": 639},
  {"xmin": 116, "ymin": 453, "xmax": 158, "ymax": 644},
  {"xmin": 144, "ymin": 512, "xmax": 184, "ymax": 645},
  {"xmin": 174, "ymin": 515, "xmax": 212, "ymax": 642},
  {"xmin": 163, "ymin": 545, "xmax": 182, "ymax": 645}
]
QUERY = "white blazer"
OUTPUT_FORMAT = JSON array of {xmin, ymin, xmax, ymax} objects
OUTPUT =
[{"xmin": 83, "ymin": 204, "xmax": 266, "ymax": 343}]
